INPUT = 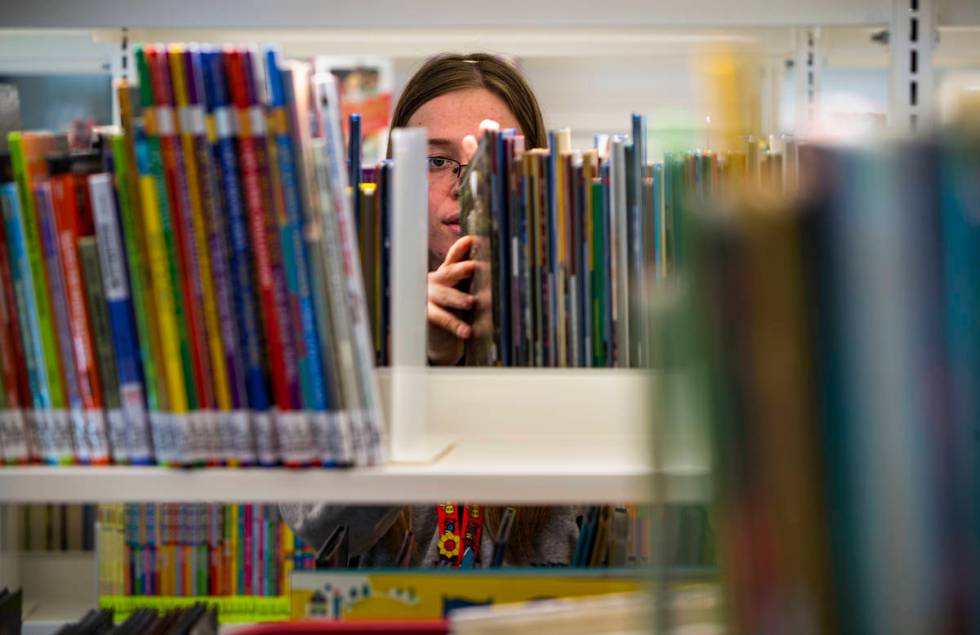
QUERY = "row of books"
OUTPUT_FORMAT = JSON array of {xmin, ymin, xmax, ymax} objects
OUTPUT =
[
  {"xmin": 97, "ymin": 503, "xmax": 293, "ymax": 599},
  {"xmin": 56, "ymin": 603, "xmax": 218, "ymax": 635},
  {"xmin": 19, "ymin": 503, "xmax": 96, "ymax": 551},
  {"xmin": 681, "ymin": 128, "xmax": 980, "ymax": 633},
  {"xmin": 458, "ymin": 120, "xmax": 795, "ymax": 368},
  {"xmin": 0, "ymin": 42, "xmax": 383, "ymax": 467}
]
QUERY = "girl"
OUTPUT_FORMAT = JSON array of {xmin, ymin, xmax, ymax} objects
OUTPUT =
[{"xmin": 282, "ymin": 53, "xmax": 580, "ymax": 567}]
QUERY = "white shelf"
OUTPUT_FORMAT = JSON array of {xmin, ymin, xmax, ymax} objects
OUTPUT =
[
  {"xmin": 0, "ymin": 454, "xmax": 706, "ymax": 505},
  {"xmin": 3, "ymin": 0, "xmax": 971, "ymax": 29},
  {"xmin": 0, "ymin": 368, "xmax": 708, "ymax": 504}
]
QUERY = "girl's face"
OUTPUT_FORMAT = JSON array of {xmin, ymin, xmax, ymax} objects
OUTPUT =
[{"xmin": 406, "ymin": 87, "xmax": 521, "ymax": 270}]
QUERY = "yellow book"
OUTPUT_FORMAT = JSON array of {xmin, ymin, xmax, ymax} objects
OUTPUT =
[
  {"xmin": 169, "ymin": 46, "xmax": 228, "ymax": 413},
  {"xmin": 116, "ymin": 83, "xmax": 169, "ymax": 413},
  {"xmin": 139, "ymin": 172, "xmax": 188, "ymax": 414}
]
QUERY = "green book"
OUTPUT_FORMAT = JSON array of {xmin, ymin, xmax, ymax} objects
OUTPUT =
[
  {"xmin": 78, "ymin": 237, "xmax": 121, "ymax": 410},
  {"xmin": 135, "ymin": 46, "xmax": 197, "ymax": 412},
  {"xmin": 110, "ymin": 134, "xmax": 159, "ymax": 412},
  {"xmin": 7, "ymin": 133, "xmax": 65, "ymax": 410},
  {"xmin": 79, "ymin": 236, "xmax": 126, "ymax": 463},
  {"xmin": 591, "ymin": 178, "xmax": 606, "ymax": 368}
]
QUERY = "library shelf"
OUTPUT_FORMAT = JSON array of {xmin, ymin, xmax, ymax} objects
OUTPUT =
[{"xmin": 0, "ymin": 368, "xmax": 708, "ymax": 504}]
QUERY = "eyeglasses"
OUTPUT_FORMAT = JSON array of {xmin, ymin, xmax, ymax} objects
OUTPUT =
[{"xmin": 427, "ymin": 155, "xmax": 468, "ymax": 187}]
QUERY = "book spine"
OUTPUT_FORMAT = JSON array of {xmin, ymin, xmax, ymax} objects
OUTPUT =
[
  {"xmin": 203, "ymin": 49, "xmax": 262, "ymax": 467},
  {"xmin": 0, "ymin": 191, "xmax": 31, "ymax": 462},
  {"xmin": 7, "ymin": 134, "xmax": 68, "ymax": 462},
  {"xmin": 242, "ymin": 503, "xmax": 251, "ymax": 595},
  {"xmin": 142, "ymin": 48, "xmax": 196, "ymax": 464},
  {"xmin": 267, "ymin": 51, "xmax": 319, "ymax": 467},
  {"xmin": 35, "ymin": 181, "xmax": 81, "ymax": 464},
  {"xmin": 135, "ymin": 46, "xmax": 191, "ymax": 465},
  {"xmin": 149, "ymin": 48, "xmax": 210, "ymax": 467},
  {"xmin": 89, "ymin": 173, "xmax": 153, "ymax": 464},
  {"xmin": 175, "ymin": 47, "xmax": 232, "ymax": 466},
  {"xmin": 312, "ymin": 72, "xmax": 385, "ymax": 465},
  {"xmin": 194, "ymin": 49, "xmax": 248, "ymax": 467},
  {"xmin": 282, "ymin": 63, "xmax": 349, "ymax": 467},
  {"xmin": 227, "ymin": 49, "xmax": 292, "ymax": 466},
  {"xmin": 78, "ymin": 236, "xmax": 127, "ymax": 464},
  {"xmin": 109, "ymin": 128, "xmax": 164, "ymax": 423},
  {"xmin": 51, "ymin": 174, "xmax": 110, "ymax": 464}
]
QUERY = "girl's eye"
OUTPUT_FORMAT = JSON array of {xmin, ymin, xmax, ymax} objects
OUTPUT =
[{"xmin": 428, "ymin": 157, "xmax": 449, "ymax": 170}]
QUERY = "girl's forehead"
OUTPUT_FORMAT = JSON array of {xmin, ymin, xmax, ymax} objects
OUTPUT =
[{"xmin": 406, "ymin": 88, "xmax": 520, "ymax": 147}]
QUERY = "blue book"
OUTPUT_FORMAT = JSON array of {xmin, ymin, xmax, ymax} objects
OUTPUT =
[
  {"xmin": 265, "ymin": 49, "xmax": 323, "ymax": 466},
  {"xmin": 202, "ymin": 48, "xmax": 264, "ymax": 466},
  {"xmin": 1, "ymin": 183, "xmax": 49, "ymax": 455},
  {"xmin": 88, "ymin": 174, "xmax": 154, "ymax": 464}
]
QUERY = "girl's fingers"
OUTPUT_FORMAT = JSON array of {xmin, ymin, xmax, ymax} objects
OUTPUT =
[
  {"xmin": 428, "ymin": 283, "xmax": 474, "ymax": 311},
  {"xmin": 428, "ymin": 302, "xmax": 472, "ymax": 339},
  {"xmin": 443, "ymin": 235, "xmax": 475, "ymax": 265},
  {"xmin": 431, "ymin": 259, "xmax": 477, "ymax": 286}
]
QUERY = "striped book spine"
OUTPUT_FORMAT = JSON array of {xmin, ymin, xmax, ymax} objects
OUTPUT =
[
  {"xmin": 237, "ymin": 49, "xmax": 302, "ymax": 460},
  {"xmin": 242, "ymin": 50, "xmax": 301, "ymax": 422},
  {"xmin": 313, "ymin": 72, "xmax": 386, "ymax": 464},
  {"xmin": 135, "ymin": 46, "xmax": 190, "ymax": 465},
  {"xmin": 266, "ymin": 50, "xmax": 319, "ymax": 467},
  {"xmin": 89, "ymin": 173, "xmax": 153, "ymax": 464},
  {"xmin": 8, "ymin": 133, "xmax": 69, "ymax": 463},
  {"xmin": 202, "ymin": 49, "xmax": 261, "ymax": 466},
  {"xmin": 109, "ymin": 122, "xmax": 165, "ymax": 440},
  {"xmin": 188, "ymin": 49, "xmax": 246, "ymax": 467},
  {"xmin": 173, "ymin": 47, "xmax": 231, "ymax": 466},
  {"xmin": 0, "ymin": 193, "xmax": 31, "ymax": 462},
  {"xmin": 148, "ymin": 47, "xmax": 209, "ymax": 466},
  {"xmin": 50, "ymin": 174, "xmax": 110, "ymax": 464},
  {"xmin": 226, "ymin": 49, "xmax": 284, "ymax": 466},
  {"xmin": 281, "ymin": 62, "xmax": 350, "ymax": 467},
  {"xmin": 78, "ymin": 236, "xmax": 126, "ymax": 464},
  {"xmin": 35, "ymin": 181, "xmax": 82, "ymax": 463}
]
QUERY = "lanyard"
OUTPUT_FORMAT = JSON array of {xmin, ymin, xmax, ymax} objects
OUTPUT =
[{"xmin": 437, "ymin": 503, "xmax": 483, "ymax": 566}]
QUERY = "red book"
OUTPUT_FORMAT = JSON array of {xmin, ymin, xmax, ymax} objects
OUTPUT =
[
  {"xmin": 147, "ymin": 46, "xmax": 211, "ymax": 414},
  {"xmin": 50, "ymin": 172, "xmax": 111, "ymax": 463},
  {"xmin": 225, "ymin": 50, "xmax": 294, "ymax": 413},
  {"xmin": 0, "ymin": 212, "xmax": 32, "ymax": 462}
]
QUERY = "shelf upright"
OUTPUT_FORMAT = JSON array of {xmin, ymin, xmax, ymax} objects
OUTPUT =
[
  {"xmin": 388, "ymin": 127, "xmax": 433, "ymax": 462},
  {"xmin": 889, "ymin": 0, "xmax": 937, "ymax": 131}
]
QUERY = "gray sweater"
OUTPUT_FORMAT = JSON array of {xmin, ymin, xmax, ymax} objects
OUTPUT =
[{"xmin": 280, "ymin": 504, "xmax": 582, "ymax": 567}]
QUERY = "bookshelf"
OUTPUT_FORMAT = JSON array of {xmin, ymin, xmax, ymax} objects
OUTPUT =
[
  {"xmin": 0, "ymin": 368, "xmax": 708, "ymax": 505},
  {"xmin": 0, "ymin": 0, "xmax": 974, "ymax": 630}
]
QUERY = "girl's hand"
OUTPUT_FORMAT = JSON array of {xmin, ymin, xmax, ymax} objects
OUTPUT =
[{"xmin": 427, "ymin": 235, "xmax": 476, "ymax": 366}]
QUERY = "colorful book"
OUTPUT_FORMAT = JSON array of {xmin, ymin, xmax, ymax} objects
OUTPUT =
[
  {"xmin": 49, "ymin": 164, "xmax": 110, "ymax": 464},
  {"xmin": 8, "ymin": 132, "xmax": 70, "ymax": 463},
  {"xmin": 35, "ymin": 180, "xmax": 83, "ymax": 463},
  {"xmin": 78, "ymin": 235, "xmax": 126, "ymax": 464},
  {"xmin": 135, "ymin": 46, "xmax": 191, "ymax": 465},
  {"xmin": 89, "ymin": 173, "xmax": 153, "ymax": 464},
  {"xmin": 201, "ymin": 48, "xmax": 261, "ymax": 467}
]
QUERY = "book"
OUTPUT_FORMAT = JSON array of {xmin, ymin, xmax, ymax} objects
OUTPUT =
[
  {"xmin": 89, "ymin": 172, "xmax": 153, "ymax": 464},
  {"xmin": 49, "ymin": 158, "xmax": 111, "ymax": 465},
  {"xmin": 9, "ymin": 132, "xmax": 72, "ymax": 463},
  {"xmin": 78, "ymin": 235, "xmax": 126, "ymax": 464},
  {"xmin": 34, "ymin": 179, "xmax": 85, "ymax": 463},
  {"xmin": 200, "ymin": 48, "xmax": 260, "ymax": 467}
]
